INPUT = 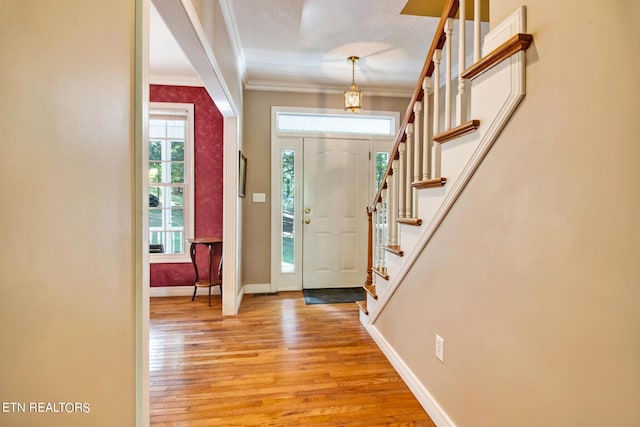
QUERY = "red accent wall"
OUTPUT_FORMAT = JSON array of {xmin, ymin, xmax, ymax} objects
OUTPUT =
[{"xmin": 149, "ymin": 85, "xmax": 224, "ymax": 287}]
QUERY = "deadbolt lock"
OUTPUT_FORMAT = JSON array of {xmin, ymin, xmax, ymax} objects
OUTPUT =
[{"xmin": 305, "ymin": 208, "xmax": 311, "ymax": 214}]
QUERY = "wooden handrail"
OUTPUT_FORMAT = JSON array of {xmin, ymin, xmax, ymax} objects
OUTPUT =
[{"xmin": 369, "ymin": 0, "xmax": 460, "ymax": 212}]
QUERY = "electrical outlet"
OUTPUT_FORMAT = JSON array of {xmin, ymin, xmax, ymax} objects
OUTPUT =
[{"xmin": 435, "ymin": 335, "xmax": 444, "ymax": 362}]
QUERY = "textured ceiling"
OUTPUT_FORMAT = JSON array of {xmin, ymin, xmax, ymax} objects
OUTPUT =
[
  {"xmin": 149, "ymin": 0, "xmax": 487, "ymax": 97},
  {"xmin": 227, "ymin": 0, "xmax": 440, "ymax": 96}
]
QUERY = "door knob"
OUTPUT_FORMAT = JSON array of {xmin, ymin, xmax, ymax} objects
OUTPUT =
[
  {"xmin": 305, "ymin": 218, "xmax": 311, "ymax": 224},
  {"xmin": 305, "ymin": 208, "xmax": 311, "ymax": 214}
]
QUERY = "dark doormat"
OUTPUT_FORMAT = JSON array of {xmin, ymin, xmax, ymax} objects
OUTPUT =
[{"xmin": 303, "ymin": 287, "xmax": 365, "ymax": 305}]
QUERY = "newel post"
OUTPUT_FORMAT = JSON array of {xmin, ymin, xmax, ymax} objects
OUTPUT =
[{"xmin": 365, "ymin": 206, "xmax": 373, "ymax": 286}]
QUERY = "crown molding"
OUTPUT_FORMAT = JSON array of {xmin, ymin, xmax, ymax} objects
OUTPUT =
[
  {"xmin": 218, "ymin": 0, "xmax": 247, "ymax": 83},
  {"xmin": 244, "ymin": 79, "xmax": 412, "ymax": 98}
]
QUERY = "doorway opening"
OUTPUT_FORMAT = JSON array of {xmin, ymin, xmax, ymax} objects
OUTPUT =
[{"xmin": 271, "ymin": 107, "xmax": 397, "ymax": 292}]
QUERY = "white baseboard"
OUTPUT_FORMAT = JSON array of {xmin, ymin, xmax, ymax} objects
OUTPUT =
[
  {"xmin": 242, "ymin": 283, "xmax": 273, "ymax": 294},
  {"xmin": 150, "ymin": 283, "xmax": 273, "ymax": 298},
  {"xmin": 149, "ymin": 285, "xmax": 220, "ymax": 297},
  {"xmin": 275, "ymin": 284, "xmax": 302, "ymax": 292},
  {"xmin": 236, "ymin": 285, "xmax": 245, "ymax": 309},
  {"xmin": 364, "ymin": 323, "xmax": 456, "ymax": 427}
]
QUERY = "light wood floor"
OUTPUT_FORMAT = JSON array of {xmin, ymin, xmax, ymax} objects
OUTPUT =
[{"xmin": 150, "ymin": 291, "xmax": 434, "ymax": 426}]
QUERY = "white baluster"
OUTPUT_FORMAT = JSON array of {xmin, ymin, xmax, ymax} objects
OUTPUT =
[
  {"xmin": 405, "ymin": 123, "xmax": 413, "ymax": 218},
  {"xmin": 422, "ymin": 77, "xmax": 432, "ymax": 180},
  {"xmin": 444, "ymin": 18, "xmax": 453, "ymax": 131},
  {"xmin": 412, "ymin": 102, "xmax": 421, "ymax": 216},
  {"xmin": 432, "ymin": 50, "xmax": 442, "ymax": 178},
  {"xmin": 384, "ymin": 178, "xmax": 391, "ymax": 246},
  {"xmin": 457, "ymin": 0, "xmax": 467, "ymax": 125},
  {"xmin": 372, "ymin": 206, "xmax": 378, "ymax": 270},
  {"xmin": 377, "ymin": 202, "xmax": 381, "ymax": 269},
  {"xmin": 474, "ymin": 0, "xmax": 481, "ymax": 62},
  {"xmin": 379, "ymin": 206, "xmax": 383, "ymax": 268},
  {"xmin": 398, "ymin": 142, "xmax": 406, "ymax": 219},
  {"xmin": 390, "ymin": 159, "xmax": 399, "ymax": 246},
  {"xmin": 379, "ymin": 201, "xmax": 383, "ymax": 268},
  {"xmin": 379, "ymin": 192, "xmax": 385, "ymax": 264},
  {"xmin": 379, "ymin": 194, "xmax": 387, "ymax": 273},
  {"xmin": 373, "ymin": 202, "xmax": 380, "ymax": 270}
]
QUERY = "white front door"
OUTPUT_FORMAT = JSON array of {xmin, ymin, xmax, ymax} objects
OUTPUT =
[{"xmin": 302, "ymin": 138, "xmax": 369, "ymax": 289}]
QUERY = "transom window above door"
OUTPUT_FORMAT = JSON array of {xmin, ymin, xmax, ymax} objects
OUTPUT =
[{"xmin": 275, "ymin": 110, "xmax": 396, "ymax": 136}]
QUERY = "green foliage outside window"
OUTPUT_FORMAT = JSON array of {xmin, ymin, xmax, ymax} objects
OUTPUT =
[{"xmin": 376, "ymin": 152, "xmax": 389, "ymax": 191}]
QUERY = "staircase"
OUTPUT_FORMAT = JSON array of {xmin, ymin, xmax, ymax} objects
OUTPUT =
[{"xmin": 357, "ymin": 2, "xmax": 533, "ymax": 424}]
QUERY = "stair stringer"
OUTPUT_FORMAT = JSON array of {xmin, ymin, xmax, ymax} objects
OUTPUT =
[{"xmin": 366, "ymin": 6, "xmax": 528, "ymax": 326}]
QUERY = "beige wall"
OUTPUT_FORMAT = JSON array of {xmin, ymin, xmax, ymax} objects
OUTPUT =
[
  {"xmin": 241, "ymin": 90, "xmax": 409, "ymax": 285},
  {"xmin": 375, "ymin": 1, "xmax": 640, "ymax": 426},
  {"xmin": 0, "ymin": 1, "xmax": 137, "ymax": 426}
]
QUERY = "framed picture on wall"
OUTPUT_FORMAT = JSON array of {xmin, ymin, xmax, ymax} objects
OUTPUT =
[{"xmin": 239, "ymin": 151, "xmax": 247, "ymax": 198}]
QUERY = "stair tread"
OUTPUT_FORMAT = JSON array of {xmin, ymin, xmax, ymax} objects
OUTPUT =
[
  {"xmin": 397, "ymin": 217, "xmax": 422, "ymax": 226},
  {"xmin": 412, "ymin": 177, "xmax": 447, "ymax": 189},
  {"xmin": 372, "ymin": 267, "xmax": 390, "ymax": 280},
  {"xmin": 383, "ymin": 245, "xmax": 404, "ymax": 257},
  {"xmin": 356, "ymin": 300, "xmax": 368, "ymax": 315},
  {"xmin": 364, "ymin": 284, "xmax": 378, "ymax": 299},
  {"xmin": 461, "ymin": 33, "xmax": 533, "ymax": 80},
  {"xmin": 433, "ymin": 119, "xmax": 480, "ymax": 143}
]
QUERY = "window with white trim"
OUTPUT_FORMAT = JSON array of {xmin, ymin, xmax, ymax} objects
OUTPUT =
[
  {"xmin": 148, "ymin": 102, "xmax": 194, "ymax": 263},
  {"xmin": 276, "ymin": 111, "xmax": 395, "ymax": 136}
]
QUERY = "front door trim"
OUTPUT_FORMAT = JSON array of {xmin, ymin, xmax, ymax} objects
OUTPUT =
[{"xmin": 270, "ymin": 107, "xmax": 398, "ymax": 292}]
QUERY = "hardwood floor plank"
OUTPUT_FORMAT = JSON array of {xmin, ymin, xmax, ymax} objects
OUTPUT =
[{"xmin": 150, "ymin": 292, "xmax": 434, "ymax": 426}]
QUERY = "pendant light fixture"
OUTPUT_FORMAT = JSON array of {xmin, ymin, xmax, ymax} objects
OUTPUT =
[{"xmin": 344, "ymin": 56, "xmax": 363, "ymax": 113}]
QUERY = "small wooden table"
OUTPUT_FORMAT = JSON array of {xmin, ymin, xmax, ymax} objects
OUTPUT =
[{"xmin": 187, "ymin": 237, "xmax": 223, "ymax": 307}]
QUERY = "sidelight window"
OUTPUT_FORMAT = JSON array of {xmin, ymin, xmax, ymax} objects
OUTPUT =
[{"xmin": 281, "ymin": 150, "xmax": 296, "ymax": 273}]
